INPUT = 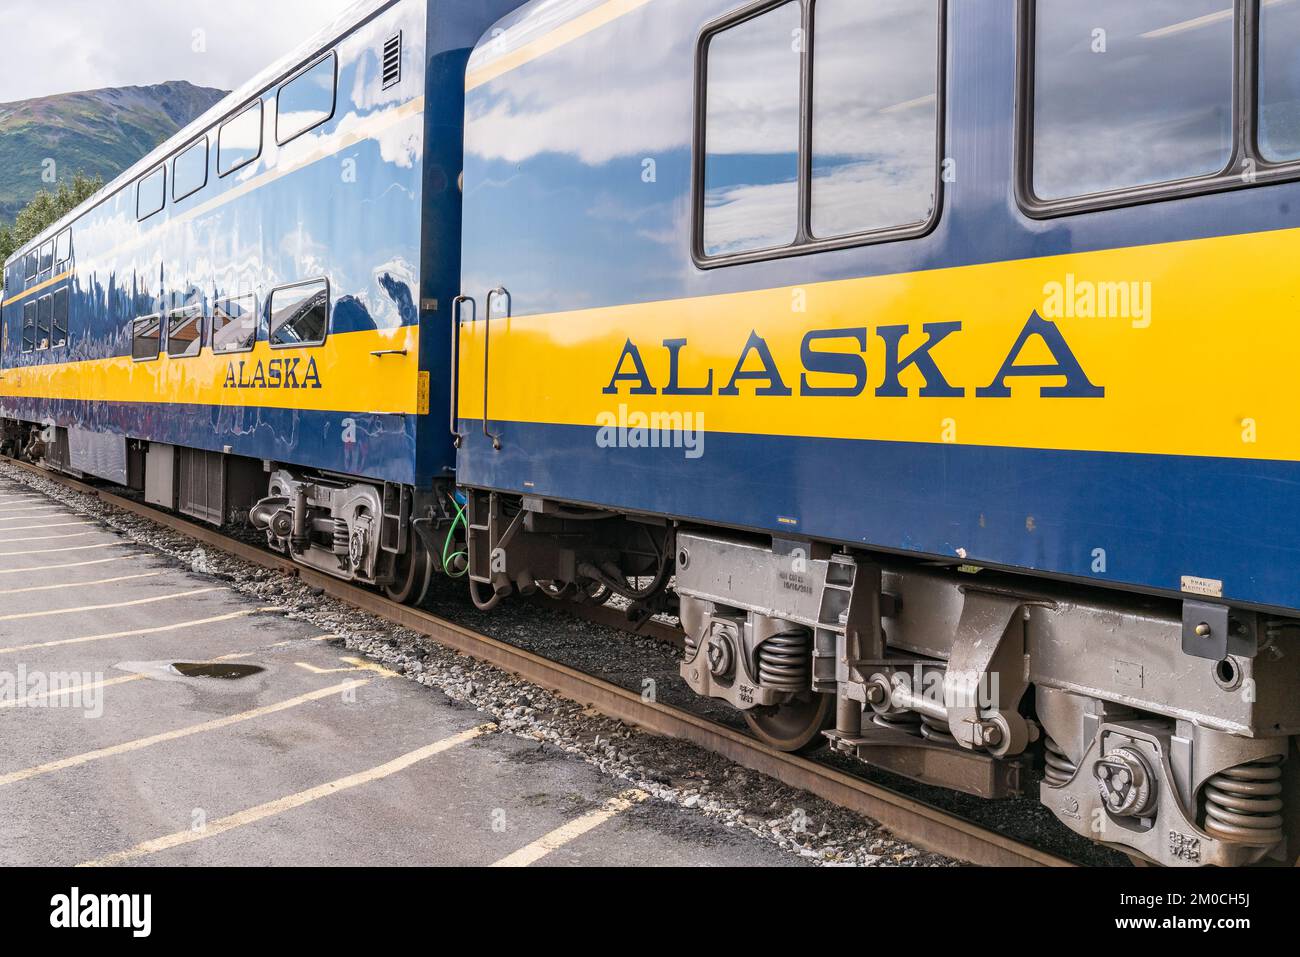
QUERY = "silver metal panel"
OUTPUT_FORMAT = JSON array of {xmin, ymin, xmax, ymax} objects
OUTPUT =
[
  {"xmin": 144, "ymin": 443, "xmax": 176, "ymax": 510},
  {"xmin": 67, "ymin": 427, "xmax": 127, "ymax": 484},
  {"xmin": 177, "ymin": 448, "xmax": 225, "ymax": 525}
]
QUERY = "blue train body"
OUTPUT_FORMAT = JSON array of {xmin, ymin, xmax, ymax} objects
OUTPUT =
[{"xmin": 1, "ymin": 0, "xmax": 519, "ymax": 490}]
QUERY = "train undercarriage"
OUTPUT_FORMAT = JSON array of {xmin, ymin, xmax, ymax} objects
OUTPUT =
[{"xmin": 463, "ymin": 489, "xmax": 1300, "ymax": 868}]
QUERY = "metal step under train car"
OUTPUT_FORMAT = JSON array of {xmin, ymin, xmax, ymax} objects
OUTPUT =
[{"xmin": 3, "ymin": 0, "xmax": 1300, "ymax": 867}]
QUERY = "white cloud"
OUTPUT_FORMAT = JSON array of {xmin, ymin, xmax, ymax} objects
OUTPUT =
[{"xmin": 0, "ymin": 0, "xmax": 359, "ymax": 103}]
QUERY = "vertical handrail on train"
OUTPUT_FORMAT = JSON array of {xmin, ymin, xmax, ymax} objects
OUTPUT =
[
  {"xmin": 483, "ymin": 287, "xmax": 509, "ymax": 451},
  {"xmin": 451, "ymin": 295, "xmax": 474, "ymax": 447}
]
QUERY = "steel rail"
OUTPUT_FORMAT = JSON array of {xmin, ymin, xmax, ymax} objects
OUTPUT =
[{"xmin": 2, "ymin": 457, "xmax": 1072, "ymax": 867}]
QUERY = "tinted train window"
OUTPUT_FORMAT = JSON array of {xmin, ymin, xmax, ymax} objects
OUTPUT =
[
  {"xmin": 24, "ymin": 252, "xmax": 37, "ymax": 283},
  {"xmin": 277, "ymin": 54, "xmax": 337, "ymax": 144},
  {"xmin": 132, "ymin": 315, "xmax": 161, "ymax": 360},
  {"xmin": 39, "ymin": 241, "xmax": 54, "ymax": 275},
  {"xmin": 167, "ymin": 306, "xmax": 203, "ymax": 357},
  {"xmin": 54, "ymin": 229, "xmax": 72, "ymax": 268},
  {"xmin": 52, "ymin": 287, "xmax": 69, "ymax": 348},
  {"xmin": 1032, "ymin": 0, "xmax": 1234, "ymax": 201},
  {"xmin": 173, "ymin": 138, "xmax": 209, "ymax": 201},
  {"xmin": 36, "ymin": 296, "xmax": 53, "ymax": 350},
  {"xmin": 219, "ymin": 101, "xmax": 263, "ymax": 176},
  {"xmin": 22, "ymin": 302, "xmax": 36, "ymax": 353},
  {"xmin": 137, "ymin": 167, "xmax": 166, "ymax": 220},
  {"xmin": 269, "ymin": 280, "xmax": 329, "ymax": 347},
  {"xmin": 212, "ymin": 295, "xmax": 258, "ymax": 352},
  {"xmin": 1259, "ymin": 0, "xmax": 1300, "ymax": 163},
  {"xmin": 701, "ymin": 2, "xmax": 802, "ymax": 257},
  {"xmin": 810, "ymin": 0, "xmax": 940, "ymax": 239}
]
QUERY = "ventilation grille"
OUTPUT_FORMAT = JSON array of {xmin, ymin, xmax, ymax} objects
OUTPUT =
[{"xmin": 382, "ymin": 32, "xmax": 402, "ymax": 89}]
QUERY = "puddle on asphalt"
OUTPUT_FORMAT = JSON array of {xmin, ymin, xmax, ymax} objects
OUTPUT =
[
  {"xmin": 170, "ymin": 662, "xmax": 266, "ymax": 680},
  {"xmin": 115, "ymin": 659, "xmax": 270, "ymax": 685}
]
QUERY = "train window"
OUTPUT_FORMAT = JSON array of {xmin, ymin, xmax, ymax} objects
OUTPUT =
[
  {"xmin": 1258, "ymin": 0, "xmax": 1300, "ymax": 163},
  {"xmin": 39, "ymin": 240, "xmax": 54, "ymax": 276},
  {"xmin": 51, "ymin": 287, "xmax": 69, "ymax": 349},
  {"xmin": 137, "ymin": 167, "xmax": 166, "ymax": 221},
  {"xmin": 173, "ymin": 138, "xmax": 209, "ymax": 202},
  {"xmin": 1030, "ymin": 0, "xmax": 1234, "ymax": 202},
  {"xmin": 810, "ymin": 0, "xmax": 940, "ymax": 240},
  {"xmin": 36, "ymin": 295, "xmax": 53, "ymax": 350},
  {"xmin": 212, "ymin": 295, "xmax": 258, "ymax": 353},
  {"xmin": 166, "ymin": 306, "xmax": 203, "ymax": 358},
  {"xmin": 701, "ymin": 1, "xmax": 802, "ymax": 257},
  {"xmin": 276, "ymin": 53, "xmax": 337, "ymax": 144},
  {"xmin": 132, "ymin": 315, "xmax": 161, "ymax": 361},
  {"xmin": 21, "ymin": 302, "xmax": 36, "ymax": 353},
  {"xmin": 54, "ymin": 229, "xmax": 72, "ymax": 269},
  {"xmin": 269, "ymin": 280, "xmax": 329, "ymax": 348},
  {"xmin": 24, "ymin": 252, "xmax": 38, "ymax": 284},
  {"xmin": 218, "ymin": 101, "xmax": 263, "ymax": 176}
]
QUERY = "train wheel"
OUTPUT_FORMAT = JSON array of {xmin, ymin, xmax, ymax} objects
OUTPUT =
[
  {"xmin": 385, "ymin": 539, "xmax": 432, "ymax": 606},
  {"xmin": 744, "ymin": 692, "xmax": 835, "ymax": 754}
]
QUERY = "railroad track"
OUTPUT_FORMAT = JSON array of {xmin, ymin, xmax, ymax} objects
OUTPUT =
[{"xmin": 2, "ymin": 456, "xmax": 1072, "ymax": 868}]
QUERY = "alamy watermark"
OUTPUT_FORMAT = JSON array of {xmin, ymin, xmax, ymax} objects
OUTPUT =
[
  {"xmin": 596, "ymin": 404, "xmax": 705, "ymax": 460},
  {"xmin": 0, "ymin": 667, "xmax": 104, "ymax": 718},
  {"xmin": 1042, "ymin": 273, "xmax": 1152, "ymax": 328}
]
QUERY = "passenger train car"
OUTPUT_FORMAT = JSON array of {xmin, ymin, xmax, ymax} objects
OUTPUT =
[
  {"xmin": 4, "ymin": 0, "xmax": 1300, "ymax": 867},
  {"xmin": 1, "ymin": 0, "xmax": 520, "ymax": 600}
]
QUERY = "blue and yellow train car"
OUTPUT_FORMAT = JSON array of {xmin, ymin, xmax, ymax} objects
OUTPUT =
[
  {"xmin": 1, "ymin": 0, "xmax": 519, "ymax": 599},
  {"xmin": 454, "ymin": 0, "xmax": 1300, "ymax": 865}
]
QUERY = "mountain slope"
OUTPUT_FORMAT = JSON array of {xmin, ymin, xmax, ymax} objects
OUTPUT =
[{"xmin": 0, "ymin": 81, "xmax": 228, "ymax": 225}]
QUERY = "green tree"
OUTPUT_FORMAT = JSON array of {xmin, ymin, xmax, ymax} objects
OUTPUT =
[{"xmin": 0, "ymin": 172, "xmax": 104, "ymax": 289}]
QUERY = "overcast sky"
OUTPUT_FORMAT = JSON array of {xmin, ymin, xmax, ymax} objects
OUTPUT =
[{"xmin": 1, "ymin": 0, "xmax": 360, "ymax": 103}]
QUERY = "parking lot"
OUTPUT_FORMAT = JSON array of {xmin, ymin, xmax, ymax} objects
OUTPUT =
[{"xmin": 0, "ymin": 476, "xmax": 804, "ymax": 867}]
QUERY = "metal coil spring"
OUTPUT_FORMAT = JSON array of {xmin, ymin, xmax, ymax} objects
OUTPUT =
[
  {"xmin": 1203, "ymin": 756, "xmax": 1285, "ymax": 845},
  {"xmin": 919, "ymin": 713, "xmax": 955, "ymax": 745},
  {"xmin": 756, "ymin": 632, "xmax": 811, "ymax": 693},
  {"xmin": 683, "ymin": 631, "xmax": 699, "ymax": 656},
  {"xmin": 1043, "ymin": 737, "xmax": 1077, "ymax": 788},
  {"xmin": 331, "ymin": 518, "xmax": 350, "ymax": 555},
  {"xmin": 873, "ymin": 710, "xmax": 922, "ymax": 736}
]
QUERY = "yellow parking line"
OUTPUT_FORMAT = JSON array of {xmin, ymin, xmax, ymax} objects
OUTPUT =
[
  {"xmin": 0, "ymin": 587, "xmax": 224, "ymax": 622},
  {"xmin": 0, "ymin": 572, "xmax": 163, "ymax": 596},
  {"xmin": 78, "ymin": 724, "xmax": 497, "ymax": 867},
  {"xmin": 0, "ymin": 678, "xmax": 370, "ymax": 788},
  {"xmin": 0, "ymin": 542, "xmax": 120, "ymax": 558},
  {"xmin": 0, "ymin": 557, "xmax": 120, "ymax": 576},
  {"xmin": 0, "ymin": 531, "xmax": 93, "ymax": 545},
  {"xmin": 0, "ymin": 522, "xmax": 92, "ymax": 533},
  {"xmin": 490, "ymin": 789, "xmax": 650, "ymax": 867},
  {"xmin": 270, "ymin": 635, "xmax": 336, "ymax": 648},
  {"xmin": 294, "ymin": 657, "xmax": 402, "ymax": 679},
  {"xmin": 0, "ymin": 674, "xmax": 145, "ymax": 709},
  {"xmin": 0, "ymin": 509, "xmax": 64, "ymax": 519},
  {"xmin": 0, "ymin": 651, "xmax": 269, "ymax": 710},
  {"xmin": 0, "ymin": 608, "xmax": 267, "ymax": 656}
]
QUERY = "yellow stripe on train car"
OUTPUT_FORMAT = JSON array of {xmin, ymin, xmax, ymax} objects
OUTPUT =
[
  {"xmin": 0, "ymin": 326, "xmax": 422, "ymax": 416},
  {"xmin": 457, "ymin": 225, "xmax": 1300, "ymax": 464}
]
